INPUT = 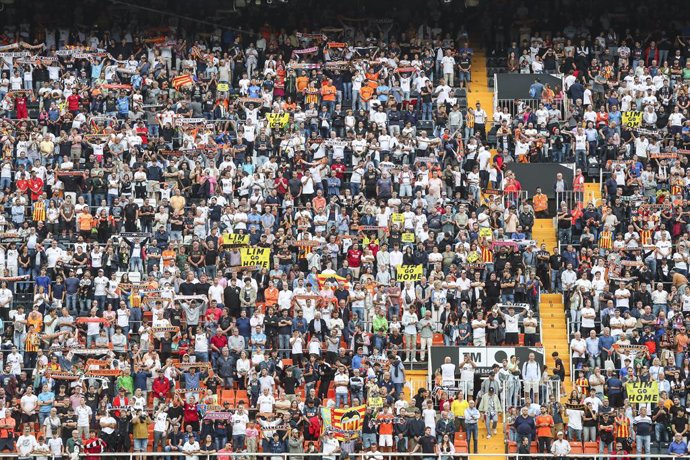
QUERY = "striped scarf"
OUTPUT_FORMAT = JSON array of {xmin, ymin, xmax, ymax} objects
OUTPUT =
[{"xmin": 33, "ymin": 200, "xmax": 46, "ymax": 222}]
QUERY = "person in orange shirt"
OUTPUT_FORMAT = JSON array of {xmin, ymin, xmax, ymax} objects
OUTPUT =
[
  {"xmin": 78, "ymin": 208, "xmax": 93, "ymax": 240},
  {"xmin": 162, "ymin": 245, "xmax": 177, "ymax": 269},
  {"xmin": 296, "ymin": 72, "xmax": 309, "ymax": 101},
  {"xmin": 535, "ymin": 405, "xmax": 554, "ymax": 453},
  {"xmin": 311, "ymin": 189, "xmax": 327, "ymax": 214},
  {"xmin": 320, "ymin": 79, "xmax": 337, "ymax": 114},
  {"xmin": 360, "ymin": 84, "xmax": 375, "ymax": 110},
  {"xmin": 532, "ymin": 187, "xmax": 548, "ymax": 218},
  {"xmin": 376, "ymin": 406, "xmax": 395, "ymax": 452},
  {"xmin": 264, "ymin": 281, "xmax": 279, "ymax": 308}
]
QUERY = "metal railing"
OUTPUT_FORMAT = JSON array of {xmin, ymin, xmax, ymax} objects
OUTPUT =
[
  {"xmin": 1, "ymin": 452, "xmax": 682, "ymax": 459},
  {"xmin": 496, "ymin": 98, "xmax": 566, "ymax": 120}
]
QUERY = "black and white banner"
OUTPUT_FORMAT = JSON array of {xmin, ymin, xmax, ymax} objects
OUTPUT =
[{"xmin": 430, "ymin": 346, "xmax": 545, "ymax": 376}]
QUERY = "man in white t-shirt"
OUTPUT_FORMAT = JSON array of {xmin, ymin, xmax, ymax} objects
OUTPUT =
[
  {"xmin": 614, "ymin": 281, "xmax": 631, "ymax": 311},
  {"xmin": 441, "ymin": 51, "xmax": 456, "ymax": 86},
  {"xmin": 93, "ymin": 270, "xmax": 109, "ymax": 310},
  {"xmin": 459, "ymin": 355, "xmax": 477, "ymax": 396},
  {"xmin": 440, "ymin": 357, "xmax": 457, "ymax": 387},
  {"xmin": 502, "ymin": 306, "xmax": 521, "ymax": 345},
  {"xmin": 334, "ymin": 367, "xmax": 350, "ymax": 408},
  {"xmin": 256, "ymin": 388, "xmax": 275, "ymax": 414},
  {"xmin": 231, "ymin": 402, "xmax": 249, "ymax": 451},
  {"xmin": 16, "ymin": 425, "xmax": 37, "ymax": 457},
  {"xmin": 20, "ymin": 386, "xmax": 39, "ymax": 423},
  {"xmin": 75, "ymin": 397, "xmax": 92, "ymax": 439}
]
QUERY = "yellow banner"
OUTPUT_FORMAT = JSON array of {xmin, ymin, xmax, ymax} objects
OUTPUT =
[
  {"xmin": 622, "ymin": 111, "xmax": 642, "ymax": 128},
  {"xmin": 625, "ymin": 381, "xmax": 658, "ymax": 404},
  {"xmin": 222, "ymin": 233, "xmax": 249, "ymax": 247},
  {"xmin": 391, "ymin": 213, "xmax": 405, "ymax": 225},
  {"xmin": 401, "ymin": 232, "xmax": 415, "ymax": 243},
  {"xmin": 266, "ymin": 113, "xmax": 290, "ymax": 128},
  {"xmin": 217, "ymin": 83, "xmax": 229, "ymax": 92},
  {"xmin": 479, "ymin": 227, "xmax": 493, "ymax": 240},
  {"xmin": 397, "ymin": 264, "xmax": 423, "ymax": 282},
  {"xmin": 240, "ymin": 247, "xmax": 271, "ymax": 269}
]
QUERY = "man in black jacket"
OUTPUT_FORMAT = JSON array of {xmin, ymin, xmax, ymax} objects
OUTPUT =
[
  {"xmin": 308, "ymin": 311, "xmax": 329, "ymax": 342},
  {"xmin": 435, "ymin": 410, "xmax": 456, "ymax": 443},
  {"xmin": 223, "ymin": 278, "xmax": 241, "ymax": 317},
  {"xmin": 407, "ymin": 409, "xmax": 426, "ymax": 453}
]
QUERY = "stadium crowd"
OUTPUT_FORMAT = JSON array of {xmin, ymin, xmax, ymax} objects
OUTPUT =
[{"xmin": 0, "ymin": 0, "xmax": 690, "ymax": 460}]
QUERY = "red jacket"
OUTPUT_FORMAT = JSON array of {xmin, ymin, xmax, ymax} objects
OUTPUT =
[{"xmin": 152, "ymin": 376, "xmax": 171, "ymax": 399}]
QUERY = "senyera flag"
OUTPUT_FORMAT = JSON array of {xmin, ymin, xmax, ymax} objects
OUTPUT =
[
  {"xmin": 316, "ymin": 272, "xmax": 350, "ymax": 290},
  {"xmin": 172, "ymin": 74, "xmax": 194, "ymax": 90},
  {"xmin": 322, "ymin": 405, "xmax": 366, "ymax": 440}
]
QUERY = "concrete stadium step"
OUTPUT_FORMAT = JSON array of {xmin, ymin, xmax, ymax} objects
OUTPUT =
[
  {"xmin": 540, "ymin": 293, "xmax": 572, "ymax": 395},
  {"xmin": 471, "ymin": 48, "xmax": 494, "ymax": 124}
]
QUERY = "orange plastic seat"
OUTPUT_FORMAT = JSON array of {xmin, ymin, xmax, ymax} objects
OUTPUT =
[
  {"xmin": 570, "ymin": 441, "xmax": 584, "ymax": 454},
  {"xmin": 584, "ymin": 442, "xmax": 599, "ymax": 454},
  {"xmin": 455, "ymin": 440, "xmax": 468, "ymax": 453}
]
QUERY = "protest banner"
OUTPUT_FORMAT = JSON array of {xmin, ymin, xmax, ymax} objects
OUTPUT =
[
  {"xmin": 622, "ymin": 111, "xmax": 642, "ymax": 128},
  {"xmin": 239, "ymin": 247, "xmax": 271, "ymax": 269},
  {"xmin": 396, "ymin": 265, "xmax": 423, "ymax": 282},
  {"xmin": 626, "ymin": 381, "xmax": 659, "ymax": 403},
  {"xmin": 222, "ymin": 233, "xmax": 250, "ymax": 248},
  {"xmin": 266, "ymin": 113, "xmax": 290, "ymax": 128}
]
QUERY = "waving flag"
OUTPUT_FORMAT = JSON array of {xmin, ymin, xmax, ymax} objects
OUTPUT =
[
  {"xmin": 171, "ymin": 74, "xmax": 194, "ymax": 90},
  {"xmin": 316, "ymin": 273, "xmax": 350, "ymax": 290}
]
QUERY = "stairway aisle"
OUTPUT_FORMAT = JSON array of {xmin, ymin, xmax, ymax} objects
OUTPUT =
[
  {"xmin": 532, "ymin": 218, "xmax": 558, "ymax": 250},
  {"xmin": 455, "ymin": 421, "xmax": 505, "ymax": 460},
  {"xmin": 534, "ymin": 217, "xmax": 572, "ymax": 398},
  {"xmin": 540, "ymin": 293, "xmax": 572, "ymax": 398},
  {"xmin": 470, "ymin": 49, "xmax": 494, "ymax": 127},
  {"xmin": 584, "ymin": 181, "xmax": 602, "ymax": 206}
]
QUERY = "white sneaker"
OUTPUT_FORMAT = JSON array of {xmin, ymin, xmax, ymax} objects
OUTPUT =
[
  {"xmin": 487, "ymin": 434, "xmax": 492, "ymax": 439},
  {"xmin": 412, "ymin": 358, "xmax": 417, "ymax": 362},
  {"xmin": 493, "ymin": 429, "xmax": 497, "ymax": 435}
]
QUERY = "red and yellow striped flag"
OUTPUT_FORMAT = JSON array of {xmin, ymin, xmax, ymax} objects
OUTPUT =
[{"xmin": 171, "ymin": 75, "xmax": 194, "ymax": 90}]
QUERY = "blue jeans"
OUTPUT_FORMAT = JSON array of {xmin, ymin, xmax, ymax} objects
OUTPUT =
[
  {"xmin": 66, "ymin": 293, "xmax": 78, "ymax": 314},
  {"xmin": 466, "ymin": 423, "xmax": 478, "ymax": 453},
  {"xmin": 352, "ymin": 307, "xmax": 365, "ymax": 324},
  {"xmin": 636, "ymin": 434, "xmax": 651, "ymax": 460},
  {"xmin": 676, "ymin": 351, "xmax": 685, "ymax": 369},
  {"xmin": 550, "ymin": 269, "xmax": 561, "ymax": 292},
  {"xmin": 343, "ymin": 83, "xmax": 352, "ymax": 101},
  {"xmin": 232, "ymin": 434, "xmax": 245, "ymax": 451},
  {"xmin": 335, "ymin": 392, "xmax": 348, "ymax": 408},
  {"xmin": 655, "ymin": 423, "xmax": 669, "ymax": 446},
  {"xmin": 214, "ymin": 435, "xmax": 227, "ymax": 452},
  {"xmin": 558, "ymin": 227, "xmax": 571, "ymax": 244},
  {"xmin": 133, "ymin": 438, "xmax": 148, "ymax": 452},
  {"xmin": 568, "ymin": 427, "xmax": 582, "ymax": 442},
  {"xmin": 94, "ymin": 295, "xmax": 107, "ymax": 311},
  {"xmin": 129, "ymin": 256, "xmax": 143, "ymax": 272},
  {"xmin": 361, "ymin": 433, "xmax": 377, "ymax": 449},
  {"xmin": 653, "ymin": 303, "xmax": 668, "ymax": 317},
  {"xmin": 38, "ymin": 412, "xmax": 49, "ymax": 425},
  {"xmin": 14, "ymin": 332, "xmax": 25, "ymax": 352},
  {"xmin": 575, "ymin": 149, "xmax": 587, "ymax": 168},
  {"xmin": 107, "ymin": 193, "xmax": 118, "ymax": 207},
  {"xmin": 278, "ymin": 334, "xmax": 290, "ymax": 358},
  {"xmin": 18, "ymin": 267, "xmax": 31, "ymax": 291},
  {"xmin": 421, "ymin": 102, "xmax": 433, "ymax": 120}
]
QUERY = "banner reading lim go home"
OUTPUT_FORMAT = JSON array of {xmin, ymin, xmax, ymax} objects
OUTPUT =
[{"xmin": 430, "ymin": 346, "xmax": 545, "ymax": 377}]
